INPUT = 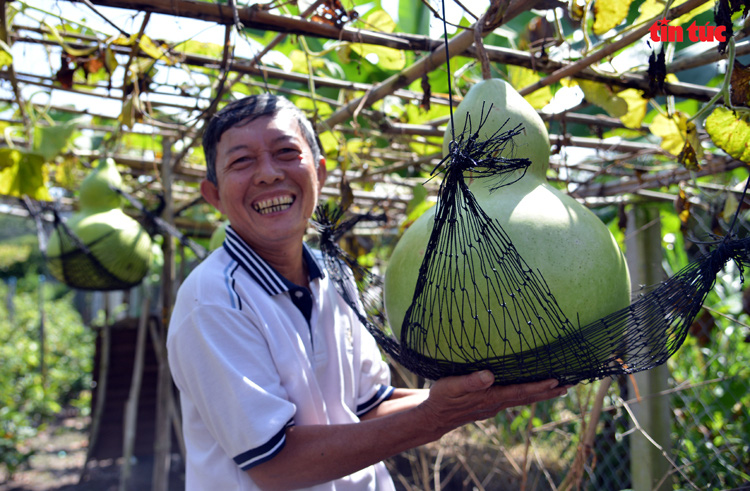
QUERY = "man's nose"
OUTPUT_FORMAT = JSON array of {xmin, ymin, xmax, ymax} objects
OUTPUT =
[{"xmin": 253, "ymin": 153, "xmax": 284, "ymax": 184}]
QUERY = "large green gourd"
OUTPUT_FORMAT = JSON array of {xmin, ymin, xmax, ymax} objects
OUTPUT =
[
  {"xmin": 384, "ymin": 79, "xmax": 631, "ymax": 360},
  {"xmin": 47, "ymin": 158, "xmax": 153, "ymax": 289}
]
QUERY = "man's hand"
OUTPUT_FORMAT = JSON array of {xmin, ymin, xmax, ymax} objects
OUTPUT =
[
  {"xmin": 248, "ymin": 372, "xmax": 568, "ymax": 489},
  {"xmin": 416, "ymin": 371, "xmax": 568, "ymax": 439}
]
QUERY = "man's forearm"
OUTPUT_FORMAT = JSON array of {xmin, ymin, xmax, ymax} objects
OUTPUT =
[
  {"xmin": 360, "ymin": 388, "xmax": 427, "ymax": 420},
  {"xmin": 246, "ymin": 373, "xmax": 568, "ymax": 490},
  {"xmin": 248, "ymin": 402, "xmax": 439, "ymax": 490}
]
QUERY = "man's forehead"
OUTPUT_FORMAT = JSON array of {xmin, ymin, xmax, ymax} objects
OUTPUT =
[{"xmin": 220, "ymin": 114, "xmax": 303, "ymax": 145}]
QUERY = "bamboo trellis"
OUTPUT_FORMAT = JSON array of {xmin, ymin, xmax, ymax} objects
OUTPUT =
[
  {"xmin": 1, "ymin": 1, "xmax": 749, "ymax": 487},
  {"xmin": 2, "ymin": 0, "xmax": 748, "ymax": 229}
]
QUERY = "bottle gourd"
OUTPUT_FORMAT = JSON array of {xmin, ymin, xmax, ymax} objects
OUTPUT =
[{"xmin": 384, "ymin": 79, "xmax": 631, "ymax": 361}]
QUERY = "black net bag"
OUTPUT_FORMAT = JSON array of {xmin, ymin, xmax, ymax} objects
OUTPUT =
[
  {"xmin": 314, "ymin": 112, "xmax": 750, "ymax": 386},
  {"xmin": 313, "ymin": 203, "xmax": 401, "ymax": 356},
  {"xmin": 45, "ymin": 208, "xmax": 153, "ymax": 291}
]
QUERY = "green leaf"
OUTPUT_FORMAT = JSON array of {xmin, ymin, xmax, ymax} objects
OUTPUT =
[
  {"xmin": 578, "ymin": 80, "xmax": 628, "ymax": 118},
  {"xmin": 679, "ymin": 119, "xmax": 703, "ymax": 169},
  {"xmin": 113, "ymin": 34, "xmax": 173, "ymax": 65},
  {"xmin": 705, "ymin": 107, "xmax": 750, "ymax": 162},
  {"xmin": 593, "ymin": 0, "xmax": 635, "ymax": 35},
  {"xmin": 349, "ymin": 43, "xmax": 405, "ymax": 70},
  {"xmin": 32, "ymin": 119, "xmax": 80, "ymax": 161},
  {"xmin": 364, "ymin": 8, "xmax": 397, "ymax": 33},
  {"xmin": 347, "ymin": 9, "xmax": 405, "ymax": 71},
  {"xmin": 140, "ymin": 35, "xmax": 174, "ymax": 64},
  {"xmin": 43, "ymin": 20, "xmax": 98, "ymax": 57},
  {"xmin": 397, "ymin": 0, "xmax": 431, "ymax": 34},
  {"xmin": 0, "ymin": 148, "xmax": 50, "ymax": 200},
  {"xmin": 173, "ymin": 39, "xmax": 226, "ymax": 59},
  {"xmin": 508, "ymin": 66, "xmax": 553, "ymax": 109},
  {"xmin": 319, "ymin": 132, "xmax": 340, "ymax": 165},
  {"xmin": 290, "ymin": 49, "xmax": 331, "ymax": 74},
  {"xmin": 119, "ymin": 94, "xmax": 135, "ymax": 129},
  {"xmin": 294, "ymin": 97, "xmax": 334, "ymax": 120},
  {"xmin": 0, "ymin": 39, "xmax": 13, "ymax": 68},
  {"xmin": 401, "ymin": 184, "xmax": 435, "ymax": 233}
]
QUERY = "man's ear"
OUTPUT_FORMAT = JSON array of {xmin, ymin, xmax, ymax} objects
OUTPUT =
[
  {"xmin": 316, "ymin": 157, "xmax": 327, "ymax": 192},
  {"xmin": 200, "ymin": 179, "xmax": 224, "ymax": 214}
]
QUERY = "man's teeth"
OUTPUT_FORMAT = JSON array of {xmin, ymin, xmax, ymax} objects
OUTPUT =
[{"xmin": 254, "ymin": 196, "xmax": 294, "ymax": 215}]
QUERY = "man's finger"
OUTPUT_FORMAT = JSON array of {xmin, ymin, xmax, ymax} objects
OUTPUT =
[
  {"xmin": 492, "ymin": 379, "xmax": 561, "ymax": 403},
  {"xmin": 463, "ymin": 370, "xmax": 495, "ymax": 392}
]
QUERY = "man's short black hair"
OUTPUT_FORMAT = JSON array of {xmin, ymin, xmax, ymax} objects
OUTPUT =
[{"xmin": 202, "ymin": 93, "xmax": 323, "ymax": 185}]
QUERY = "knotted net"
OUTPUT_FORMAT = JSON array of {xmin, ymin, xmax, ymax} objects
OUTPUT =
[
  {"xmin": 45, "ymin": 209, "xmax": 151, "ymax": 291},
  {"xmin": 314, "ymin": 113, "xmax": 750, "ymax": 386}
]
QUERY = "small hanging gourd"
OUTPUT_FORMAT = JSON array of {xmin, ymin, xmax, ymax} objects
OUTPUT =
[
  {"xmin": 384, "ymin": 79, "xmax": 631, "ymax": 362},
  {"xmin": 46, "ymin": 158, "xmax": 153, "ymax": 290}
]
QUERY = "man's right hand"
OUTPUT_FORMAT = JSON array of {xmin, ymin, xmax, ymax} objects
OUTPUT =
[{"xmin": 416, "ymin": 371, "xmax": 568, "ymax": 439}]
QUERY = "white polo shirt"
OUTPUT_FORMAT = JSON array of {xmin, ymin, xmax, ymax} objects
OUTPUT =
[{"xmin": 168, "ymin": 226, "xmax": 396, "ymax": 490}]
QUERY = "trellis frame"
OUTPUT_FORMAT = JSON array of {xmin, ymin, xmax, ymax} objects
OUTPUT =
[{"xmin": 1, "ymin": 0, "xmax": 749, "ymax": 489}]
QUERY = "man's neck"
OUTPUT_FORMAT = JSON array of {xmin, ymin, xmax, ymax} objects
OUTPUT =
[{"xmin": 255, "ymin": 241, "xmax": 309, "ymax": 288}]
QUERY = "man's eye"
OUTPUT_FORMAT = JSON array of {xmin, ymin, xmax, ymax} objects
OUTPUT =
[
  {"xmin": 278, "ymin": 148, "xmax": 301, "ymax": 159},
  {"xmin": 228, "ymin": 156, "xmax": 253, "ymax": 169}
]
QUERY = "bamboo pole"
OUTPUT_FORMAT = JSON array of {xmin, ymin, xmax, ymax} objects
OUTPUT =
[
  {"xmin": 668, "ymin": 38, "xmax": 750, "ymax": 73},
  {"xmin": 77, "ymin": 0, "xmax": 430, "ymax": 50},
  {"xmin": 519, "ymin": 0, "xmax": 712, "ymax": 96},
  {"xmin": 9, "ymin": 25, "xmax": 723, "ymax": 104},
  {"xmin": 0, "ymin": 0, "xmax": 30, "ymax": 134},
  {"xmin": 118, "ymin": 294, "xmax": 151, "ymax": 491},
  {"xmin": 571, "ymin": 155, "xmax": 746, "ymax": 198},
  {"xmin": 323, "ymin": 0, "xmax": 538, "ymax": 130},
  {"xmin": 152, "ymin": 135, "xmax": 175, "ymax": 491},
  {"xmin": 79, "ymin": 294, "xmax": 111, "ymax": 483}
]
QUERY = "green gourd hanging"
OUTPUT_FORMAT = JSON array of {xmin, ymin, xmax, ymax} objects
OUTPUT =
[
  {"xmin": 46, "ymin": 158, "xmax": 153, "ymax": 290},
  {"xmin": 384, "ymin": 79, "xmax": 631, "ymax": 364}
]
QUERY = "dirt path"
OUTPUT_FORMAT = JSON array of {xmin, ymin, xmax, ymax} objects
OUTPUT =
[
  {"xmin": 1, "ymin": 416, "xmax": 90, "ymax": 491},
  {"xmin": 0, "ymin": 417, "xmax": 183, "ymax": 491}
]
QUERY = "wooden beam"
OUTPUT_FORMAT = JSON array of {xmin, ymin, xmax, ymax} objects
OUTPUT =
[
  {"xmin": 324, "ymin": 0, "xmax": 542, "ymax": 129},
  {"xmin": 71, "ymin": 0, "xmax": 434, "ymax": 50}
]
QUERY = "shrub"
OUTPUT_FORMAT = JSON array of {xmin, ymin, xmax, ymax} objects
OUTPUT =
[{"xmin": 0, "ymin": 275, "xmax": 93, "ymax": 478}]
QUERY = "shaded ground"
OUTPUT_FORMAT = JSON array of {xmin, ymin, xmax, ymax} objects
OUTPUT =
[{"xmin": 0, "ymin": 417, "xmax": 184, "ymax": 491}]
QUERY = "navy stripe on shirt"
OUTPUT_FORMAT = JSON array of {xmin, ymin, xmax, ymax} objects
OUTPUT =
[
  {"xmin": 221, "ymin": 226, "xmax": 324, "ymax": 324},
  {"xmin": 222, "ymin": 261, "xmax": 243, "ymax": 311},
  {"xmin": 356, "ymin": 385, "xmax": 395, "ymax": 416},
  {"xmin": 223, "ymin": 227, "xmax": 287, "ymax": 295},
  {"xmin": 222, "ymin": 226, "xmax": 324, "ymax": 295},
  {"xmin": 233, "ymin": 420, "xmax": 294, "ymax": 470}
]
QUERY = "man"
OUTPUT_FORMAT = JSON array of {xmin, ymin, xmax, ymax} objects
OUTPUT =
[{"xmin": 167, "ymin": 94, "xmax": 568, "ymax": 490}]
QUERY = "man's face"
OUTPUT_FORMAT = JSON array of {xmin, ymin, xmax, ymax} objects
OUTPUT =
[{"xmin": 201, "ymin": 111, "xmax": 326, "ymax": 253}]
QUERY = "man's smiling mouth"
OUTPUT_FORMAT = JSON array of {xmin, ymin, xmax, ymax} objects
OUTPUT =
[{"xmin": 253, "ymin": 195, "xmax": 294, "ymax": 215}]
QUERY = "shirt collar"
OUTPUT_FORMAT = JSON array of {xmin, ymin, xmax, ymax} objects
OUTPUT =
[{"xmin": 222, "ymin": 225, "xmax": 324, "ymax": 296}]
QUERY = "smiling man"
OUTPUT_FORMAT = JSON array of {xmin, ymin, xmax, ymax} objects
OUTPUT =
[{"xmin": 167, "ymin": 94, "xmax": 568, "ymax": 490}]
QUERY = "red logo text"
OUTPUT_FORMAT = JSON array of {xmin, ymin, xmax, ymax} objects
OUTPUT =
[{"xmin": 649, "ymin": 20, "xmax": 727, "ymax": 43}]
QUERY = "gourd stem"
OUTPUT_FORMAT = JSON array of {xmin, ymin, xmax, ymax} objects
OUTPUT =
[{"xmin": 689, "ymin": 37, "xmax": 736, "ymax": 124}]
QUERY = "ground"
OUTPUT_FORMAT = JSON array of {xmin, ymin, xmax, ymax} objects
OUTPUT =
[{"xmin": 0, "ymin": 417, "xmax": 184, "ymax": 491}]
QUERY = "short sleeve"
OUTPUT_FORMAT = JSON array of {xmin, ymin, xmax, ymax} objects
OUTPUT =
[
  {"xmin": 168, "ymin": 304, "xmax": 296, "ymax": 470},
  {"xmin": 354, "ymin": 323, "xmax": 394, "ymax": 416}
]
